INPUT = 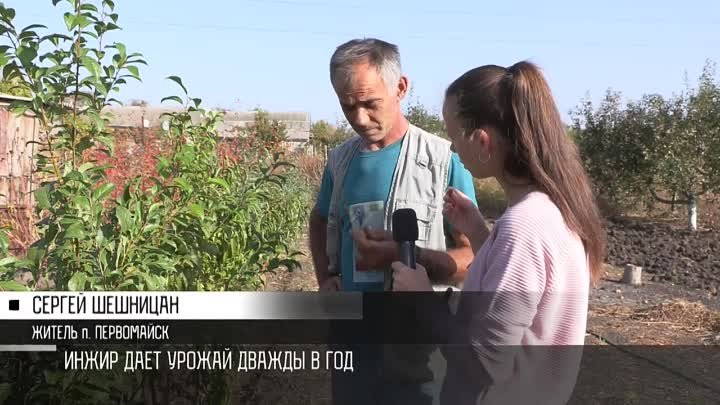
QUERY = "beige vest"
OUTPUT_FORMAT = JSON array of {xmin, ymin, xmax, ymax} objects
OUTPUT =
[{"xmin": 325, "ymin": 124, "xmax": 456, "ymax": 289}]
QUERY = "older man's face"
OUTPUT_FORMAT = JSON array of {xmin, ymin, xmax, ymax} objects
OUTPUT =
[{"xmin": 333, "ymin": 61, "xmax": 403, "ymax": 143}]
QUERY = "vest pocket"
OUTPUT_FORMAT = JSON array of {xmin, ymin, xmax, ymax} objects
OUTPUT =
[{"xmin": 392, "ymin": 200, "xmax": 436, "ymax": 242}]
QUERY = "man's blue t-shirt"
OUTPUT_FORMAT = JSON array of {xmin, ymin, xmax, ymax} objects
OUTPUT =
[{"xmin": 316, "ymin": 136, "xmax": 477, "ymax": 292}]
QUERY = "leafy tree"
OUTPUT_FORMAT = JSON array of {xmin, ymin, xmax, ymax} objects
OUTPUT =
[
  {"xmin": 0, "ymin": 76, "xmax": 30, "ymax": 97},
  {"xmin": 572, "ymin": 60, "xmax": 720, "ymax": 231},
  {"xmin": 404, "ymin": 96, "xmax": 447, "ymax": 138},
  {"xmin": 128, "ymin": 98, "xmax": 148, "ymax": 106},
  {"xmin": 241, "ymin": 108, "xmax": 289, "ymax": 153},
  {"xmin": 309, "ymin": 119, "xmax": 352, "ymax": 157}
]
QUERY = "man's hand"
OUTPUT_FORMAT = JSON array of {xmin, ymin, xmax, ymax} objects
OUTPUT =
[
  {"xmin": 318, "ymin": 275, "xmax": 340, "ymax": 292},
  {"xmin": 352, "ymin": 228, "xmax": 397, "ymax": 271},
  {"xmin": 391, "ymin": 262, "xmax": 433, "ymax": 291}
]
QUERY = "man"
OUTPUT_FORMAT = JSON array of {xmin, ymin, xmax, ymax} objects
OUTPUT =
[
  {"xmin": 309, "ymin": 38, "xmax": 478, "ymax": 404},
  {"xmin": 310, "ymin": 38, "xmax": 477, "ymax": 293}
]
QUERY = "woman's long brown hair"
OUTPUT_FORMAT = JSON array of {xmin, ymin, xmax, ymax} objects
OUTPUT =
[{"xmin": 446, "ymin": 61, "xmax": 606, "ymax": 285}]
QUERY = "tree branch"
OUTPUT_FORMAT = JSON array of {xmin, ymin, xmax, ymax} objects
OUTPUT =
[
  {"xmin": 697, "ymin": 181, "xmax": 710, "ymax": 197},
  {"xmin": 650, "ymin": 188, "xmax": 689, "ymax": 205}
]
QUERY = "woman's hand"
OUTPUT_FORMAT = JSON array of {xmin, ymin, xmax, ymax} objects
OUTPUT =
[
  {"xmin": 391, "ymin": 262, "xmax": 433, "ymax": 291},
  {"xmin": 443, "ymin": 187, "xmax": 487, "ymax": 241}
]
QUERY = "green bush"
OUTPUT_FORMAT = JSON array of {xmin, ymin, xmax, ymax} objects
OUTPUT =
[
  {"xmin": 0, "ymin": 1, "xmax": 312, "ymax": 403},
  {"xmin": 0, "ymin": 0, "xmax": 309, "ymax": 293}
]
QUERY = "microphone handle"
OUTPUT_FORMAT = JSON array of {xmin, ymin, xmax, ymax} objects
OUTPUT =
[{"xmin": 398, "ymin": 241, "xmax": 416, "ymax": 269}]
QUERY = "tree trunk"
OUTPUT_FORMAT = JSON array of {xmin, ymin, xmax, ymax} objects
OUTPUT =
[
  {"xmin": 671, "ymin": 192, "xmax": 677, "ymax": 213},
  {"xmin": 688, "ymin": 194, "xmax": 697, "ymax": 231}
]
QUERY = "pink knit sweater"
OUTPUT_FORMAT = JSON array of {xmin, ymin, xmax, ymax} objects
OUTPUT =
[{"xmin": 439, "ymin": 191, "xmax": 590, "ymax": 404}]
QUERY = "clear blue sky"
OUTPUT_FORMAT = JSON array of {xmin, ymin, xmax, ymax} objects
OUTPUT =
[{"xmin": 12, "ymin": 0, "xmax": 720, "ymax": 124}]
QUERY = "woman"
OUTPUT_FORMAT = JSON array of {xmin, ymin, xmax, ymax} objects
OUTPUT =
[{"xmin": 391, "ymin": 61, "xmax": 606, "ymax": 404}]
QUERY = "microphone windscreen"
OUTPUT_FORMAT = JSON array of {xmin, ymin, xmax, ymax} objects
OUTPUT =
[{"xmin": 392, "ymin": 208, "xmax": 419, "ymax": 242}]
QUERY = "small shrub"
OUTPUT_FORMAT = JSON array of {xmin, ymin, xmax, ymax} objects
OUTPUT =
[
  {"xmin": 0, "ymin": 207, "xmax": 39, "ymax": 257},
  {"xmin": 294, "ymin": 153, "xmax": 325, "ymax": 193},
  {"xmin": 473, "ymin": 178, "xmax": 506, "ymax": 219}
]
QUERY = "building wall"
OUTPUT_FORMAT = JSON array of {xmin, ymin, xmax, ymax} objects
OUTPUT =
[{"xmin": 104, "ymin": 107, "xmax": 312, "ymax": 149}]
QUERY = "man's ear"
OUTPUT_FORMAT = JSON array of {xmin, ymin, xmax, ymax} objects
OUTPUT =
[{"xmin": 397, "ymin": 75, "xmax": 409, "ymax": 100}]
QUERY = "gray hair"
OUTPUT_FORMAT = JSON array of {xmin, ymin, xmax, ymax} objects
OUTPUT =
[{"xmin": 330, "ymin": 38, "xmax": 402, "ymax": 92}]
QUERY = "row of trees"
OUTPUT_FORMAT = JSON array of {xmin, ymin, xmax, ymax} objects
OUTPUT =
[
  {"xmin": 3, "ymin": 6, "xmax": 713, "ymax": 234},
  {"xmin": 572, "ymin": 60, "xmax": 720, "ymax": 231}
]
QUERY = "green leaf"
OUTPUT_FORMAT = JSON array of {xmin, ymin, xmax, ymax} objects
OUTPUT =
[
  {"xmin": 188, "ymin": 203, "xmax": 204, "ymax": 220},
  {"xmin": 116, "ymin": 206, "xmax": 132, "ymax": 232},
  {"xmin": 209, "ymin": 178, "xmax": 230, "ymax": 190},
  {"xmin": 81, "ymin": 56, "xmax": 101, "ymax": 78},
  {"xmin": 0, "ymin": 256, "xmax": 18, "ymax": 267},
  {"xmin": 161, "ymin": 95, "xmax": 183, "ymax": 105},
  {"xmin": 78, "ymin": 162, "xmax": 95, "ymax": 173},
  {"xmin": 35, "ymin": 186, "xmax": 51, "ymax": 209},
  {"xmin": 17, "ymin": 31, "xmax": 38, "ymax": 43},
  {"xmin": 22, "ymin": 24, "xmax": 47, "ymax": 32},
  {"xmin": 173, "ymin": 178, "xmax": 192, "ymax": 193},
  {"xmin": 10, "ymin": 103, "xmax": 28, "ymax": 116},
  {"xmin": 93, "ymin": 183, "xmax": 115, "ymax": 201},
  {"xmin": 63, "ymin": 12, "xmax": 76, "ymax": 31},
  {"xmin": 73, "ymin": 195, "xmax": 91, "ymax": 211},
  {"xmin": 141, "ymin": 224, "xmax": 162, "ymax": 234},
  {"xmin": 0, "ymin": 53, "xmax": 10, "ymax": 69},
  {"xmin": 65, "ymin": 221, "xmax": 85, "ymax": 239},
  {"xmin": 26, "ymin": 245, "xmax": 46, "ymax": 269},
  {"xmin": 167, "ymin": 75, "xmax": 187, "ymax": 94},
  {"xmin": 75, "ymin": 14, "xmax": 91, "ymax": 29},
  {"xmin": 126, "ymin": 65, "xmax": 140, "ymax": 79},
  {"xmin": 137, "ymin": 272, "xmax": 162, "ymax": 291},
  {"xmin": 1, "ymin": 6, "xmax": 16, "ymax": 21},
  {"xmin": 16, "ymin": 45, "xmax": 37, "ymax": 66},
  {"xmin": 68, "ymin": 272, "xmax": 87, "ymax": 291},
  {"xmin": 199, "ymin": 241, "xmax": 220, "ymax": 256},
  {"xmin": 113, "ymin": 41, "xmax": 126, "ymax": 59},
  {"xmin": 0, "ymin": 281, "xmax": 28, "ymax": 291},
  {"xmin": 80, "ymin": 4, "xmax": 99, "ymax": 12}
]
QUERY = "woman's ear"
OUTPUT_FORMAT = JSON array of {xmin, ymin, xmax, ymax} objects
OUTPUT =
[
  {"xmin": 467, "ymin": 128, "xmax": 482, "ymax": 140},
  {"xmin": 474, "ymin": 128, "xmax": 495, "ymax": 159}
]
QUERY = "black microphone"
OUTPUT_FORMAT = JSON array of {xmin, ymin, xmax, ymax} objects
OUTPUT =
[{"xmin": 392, "ymin": 208, "xmax": 419, "ymax": 269}]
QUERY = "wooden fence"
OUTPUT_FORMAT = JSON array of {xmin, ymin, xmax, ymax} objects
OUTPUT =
[{"xmin": 0, "ymin": 98, "xmax": 40, "ymax": 212}]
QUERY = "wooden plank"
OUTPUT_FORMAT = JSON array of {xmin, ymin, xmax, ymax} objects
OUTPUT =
[{"xmin": 0, "ymin": 109, "xmax": 9, "ymax": 177}]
